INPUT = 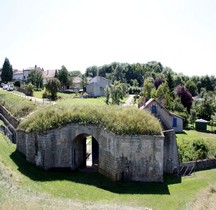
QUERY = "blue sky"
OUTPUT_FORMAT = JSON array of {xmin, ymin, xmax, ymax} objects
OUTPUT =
[{"xmin": 0, "ymin": 0, "xmax": 216, "ymax": 76}]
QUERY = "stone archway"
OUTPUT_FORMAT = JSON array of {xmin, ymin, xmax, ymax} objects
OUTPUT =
[{"xmin": 72, "ymin": 134, "xmax": 99, "ymax": 170}]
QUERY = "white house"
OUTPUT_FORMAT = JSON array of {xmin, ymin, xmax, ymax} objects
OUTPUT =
[
  {"xmin": 86, "ymin": 76, "xmax": 110, "ymax": 97},
  {"xmin": 141, "ymin": 98, "xmax": 183, "ymax": 132},
  {"xmin": 23, "ymin": 66, "xmax": 43, "ymax": 82},
  {"xmin": 12, "ymin": 69, "xmax": 23, "ymax": 81},
  {"xmin": 42, "ymin": 70, "xmax": 57, "ymax": 85},
  {"xmin": 71, "ymin": 76, "xmax": 82, "ymax": 90}
]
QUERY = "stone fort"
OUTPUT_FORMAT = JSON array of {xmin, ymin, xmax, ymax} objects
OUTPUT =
[{"xmin": 1, "ymin": 104, "xmax": 179, "ymax": 182}]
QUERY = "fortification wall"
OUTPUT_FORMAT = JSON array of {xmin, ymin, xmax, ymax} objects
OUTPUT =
[
  {"xmin": 16, "ymin": 124, "xmax": 164, "ymax": 182},
  {"xmin": 0, "ymin": 105, "xmax": 19, "ymax": 128}
]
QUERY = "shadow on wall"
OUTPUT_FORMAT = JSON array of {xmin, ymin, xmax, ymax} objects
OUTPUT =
[{"xmin": 10, "ymin": 150, "xmax": 181, "ymax": 195}]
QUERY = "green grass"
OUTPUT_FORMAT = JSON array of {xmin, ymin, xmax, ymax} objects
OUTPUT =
[
  {"xmin": 18, "ymin": 104, "xmax": 162, "ymax": 135},
  {"xmin": 0, "ymin": 90, "xmax": 38, "ymax": 119},
  {"xmin": 31, "ymin": 89, "xmax": 129, "ymax": 105},
  {"xmin": 57, "ymin": 96, "xmax": 107, "ymax": 106},
  {"xmin": 0, "ymin": 133, "xmax": 216, "ymax": 209},
  {"xmin": 33, "ymin": 89, "xmax": 45, "ymax": 98}
]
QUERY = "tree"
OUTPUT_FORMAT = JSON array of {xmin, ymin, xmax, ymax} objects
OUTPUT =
[
  {"xmin": 81, "ymin": 74, "xmax": 88, "ymax": 91},
  {"xmin": 143, "ymin": 77, "xmax": 155, "ymax": 100},
  {"xmin": 154, "ymin": 77, "xmax": 163, "ymax": 90},
  {"xmin": 185, "ymin": 80, "xmax": 197, "ymax": 96},
  {"xmin": 57, "ymin": 66, "xmax": 69, "ymax": 89},
  {"xmin": 132, "ymin": 79, "xmax": 139, "ymax": 87},
  {"xmin": 112, "ymin": 63, "xmax": 126, "ymax": 83},
  {"xmin": 69, "ymin": 70, "xmax": 82, "ymax": 77},
  {"xmin": 45, "ymin": 78, "xmax": 61, "ymax": 100},
  {"xmin": 166, "ymin": 71, "xmax": 174, "ymax": 95},
  {"xmin": 1, "ymin": 58, "xmax": 13, "ymax": 83},
  {"xmin": 27, "ymin": 69, "xmax": 43, "ymax": 90},
  {"xmin": 176, "ymin": 85, "xmax": 193, "ymax": 113},
  {"xmin": 85, "ymin": 65, "xmax": 98, "ymax": 77},
  {"xmin": 146, "ymin": 61, "xmax": 163, "ymax": 74},
  {"xmin": 107, "ymin": 81, "xmax": 127, "ymax": 105},
  {"xmin": 105, "ymin": 86, "xmax": 110, "ymax": 105},
  {"xmin": 155, "ymin": 82, "xmax": 169, "ymax": 99}
]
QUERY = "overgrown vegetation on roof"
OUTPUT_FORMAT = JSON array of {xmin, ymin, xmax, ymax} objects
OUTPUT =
[
  {"xmin": 0, "ymin": 91, "xmax": 37, "ymax": 119},
  {"xmin": 18, "ymin": 104, "xmax": 162, "ymax": 135}
]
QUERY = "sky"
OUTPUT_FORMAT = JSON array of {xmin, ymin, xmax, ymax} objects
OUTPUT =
[{"xmin": 0, "ymin": 0, "xmax": 216, "ymax": 76}]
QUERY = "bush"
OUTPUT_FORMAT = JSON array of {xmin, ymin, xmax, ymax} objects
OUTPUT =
[
  {"xmin": 25, "ymin": 83, "xmax": 34, "ymax": 96},
  {"xmin": 20, "ymin": 83, "xmax": 34, "ymax": 96},
  {"xmin": 42, "ymin": 91, "xmax": 49, "ymax": 99},
  {"xmin": 178, "ymin": 139, "xmax": 210, "ymax": 162},
  {"xmin": 14, "ymin": 80, "xmax": 21, "ymax": 87}
]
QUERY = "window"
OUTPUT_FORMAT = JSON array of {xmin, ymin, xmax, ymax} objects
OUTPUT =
[
  {"xmin": 173, "ymin": 117, "xmax": 177, "ymax": 127},
  {"xmin": 151, "ymin": 105, "xmax": 157, "ymax": 114}
]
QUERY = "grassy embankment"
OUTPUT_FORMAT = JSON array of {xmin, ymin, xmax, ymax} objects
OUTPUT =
[
  {"xmin": 0, "ymin": 133, "xmax": 216, "ymax": 210},
  {"xmin": 18, "ymin": 104, "xmax": 161, "ymax": 135},
  {"xmin": 0, "ymin": 90, "xmax": 37, "ymax": 119}
]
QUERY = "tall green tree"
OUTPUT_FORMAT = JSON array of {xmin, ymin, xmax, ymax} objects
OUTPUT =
[
  {"xmin": 166, "ymin": 71, "xmax": 174, "ymax": 95},
  {"xmin": 143, "ymin": 77, "xmax": 155, "ymax": 100},
  {"xmin": 1, "ymin": 58, "xmax": 13, "ymax": 83},
  {"xmin": 57, "ymin": 65, "xmax": 69, "ymax": 89},
  {"xmin": 108, "ymin": 81, "xmax": 127, "ymax": 105},
  {"xmin": 27, "ymin": 69, "xmax": 43, "ymax": 90}
]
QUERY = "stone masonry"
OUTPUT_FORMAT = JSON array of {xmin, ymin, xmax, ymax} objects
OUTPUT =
[{"xmin": 17, "ymin": 124, "xmax": 164, "ymax": 182}]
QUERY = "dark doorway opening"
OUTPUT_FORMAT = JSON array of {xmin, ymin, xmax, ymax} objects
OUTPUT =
[{"xmin": 77, "ymin": 135, "xmax": 99, "ymax": 170}]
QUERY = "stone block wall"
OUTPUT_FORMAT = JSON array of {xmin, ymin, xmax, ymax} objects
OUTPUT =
[
  {"xmin": 163, "ymin": 129, "xmax": 180, "ymax": 175},
  {"xmin": 16, "ymin": 124, "xmax": 165, "ymax": 182},
  {"xmin": 181, "ymin": 159, "xmax": 216, "ymax": 172},
  {"xmin": 0, "ymin": 105, "xmax": 19, "ymax": 128}
]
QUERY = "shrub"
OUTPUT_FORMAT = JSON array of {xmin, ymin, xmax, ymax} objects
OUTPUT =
[
  {"xmin": 42, "ymin": 91, "xmax": 49, "ymax": 99},
  {"xmin": 178, "ymin": 139, "xmax": 210, "ymax": 162},
  {"xmin": 26, "ymin": 83, "xmax": 34, "ymax": 96},
  {"xmin": 21, "ymin": 83, "xmax": 34, "ymax": 96},
  {"xmin": 14, "ymin": 80, "xmax": 21, "ymax": 87}
]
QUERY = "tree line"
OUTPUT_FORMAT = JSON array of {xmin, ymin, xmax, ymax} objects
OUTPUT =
[{"xmin": 1, "ymin": 58, "xmax": 216, "ymax": 122}]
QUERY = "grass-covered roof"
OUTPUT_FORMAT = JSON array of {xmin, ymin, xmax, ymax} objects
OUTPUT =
[{"xmin": 18, "ymin": 104, "xmax": 162, "ymax": 135}]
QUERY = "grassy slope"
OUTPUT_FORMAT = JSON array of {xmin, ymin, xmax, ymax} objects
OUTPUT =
[
  {"xmin": 176, "ymin": 130, "xmax": 216, "ymax": 158},
  {"xmin": 0, "ymin": 134, "xmax": 216, "ymax": 210},
  {"xmin": 0, "ymin": 90, "xmax": 37, "ymax": 119}
]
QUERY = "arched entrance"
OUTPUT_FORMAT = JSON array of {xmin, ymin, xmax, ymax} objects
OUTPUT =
[{"xmin": 73, "ymin": 134, "xmax": 99, "ymax": 170}]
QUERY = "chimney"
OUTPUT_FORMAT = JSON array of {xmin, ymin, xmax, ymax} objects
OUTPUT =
[
  {"xmin": 143, "ymin": 96, "xmax": 146, "ymax": 106},
  {"xmin": 161, "ymin": 98, "xmax": 165, "ymax": 108}
]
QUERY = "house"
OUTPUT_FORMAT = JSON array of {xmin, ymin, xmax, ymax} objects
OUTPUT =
[
  {"xmin": 71, "ymin": 76, "xmax": 82, "ymax": 90},
  {"xmin": 12, "ymin": 69, "xmax": 23, "ymax": 81},
  {"xmin": 42, "ymin": 70, "xmax": 57, "ymax": 85},
  {"xmin": 141, "ymin": 98, "xmax": 183, "ymax": 132},
  {"xmin": 23, "ymin": 66, "xmax": 43, "ymax": 82},
  {"xmin": 86, "ymin": 76, "xmax": 110, "ymax": 97}
]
